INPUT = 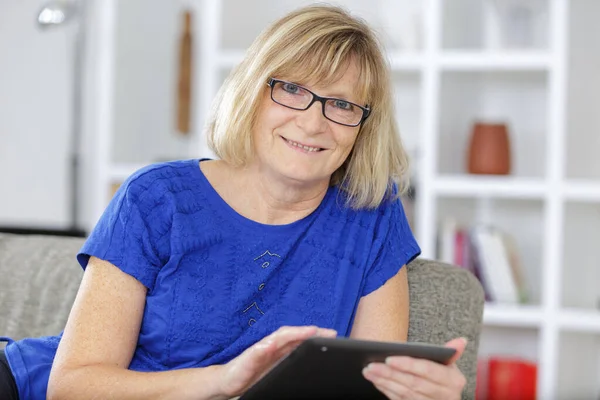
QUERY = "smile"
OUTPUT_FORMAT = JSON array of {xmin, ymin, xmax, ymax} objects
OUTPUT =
[{"xmin": 281, "ymin": 136, "xmax": 323, "ymax": 153}]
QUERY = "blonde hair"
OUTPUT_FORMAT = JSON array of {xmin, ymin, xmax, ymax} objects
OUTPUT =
[{"xmin": 206, "ymin": 4, "xmax": 410, "ymax": 209}]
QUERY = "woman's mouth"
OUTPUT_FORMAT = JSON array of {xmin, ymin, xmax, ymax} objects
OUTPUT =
[{"xmin": 281, "ymin": 136, "xmax": 324, "ymax": 153}]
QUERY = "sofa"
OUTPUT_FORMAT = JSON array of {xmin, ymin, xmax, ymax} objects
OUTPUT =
[{"xmin": 0, "ymin": 232, "xmax": 485, "ymax": 398}]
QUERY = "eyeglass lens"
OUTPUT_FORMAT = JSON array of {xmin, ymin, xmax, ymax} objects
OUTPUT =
[{"xmin": 271, "ymin": 81, "xmax": 364, "ymax": 126}]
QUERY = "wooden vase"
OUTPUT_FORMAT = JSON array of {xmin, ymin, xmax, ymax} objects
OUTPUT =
[
  {"xmin": 176, "ymin": 10, "xmax": 193, "ymax": 134},
  {"xmin": 467, "ymin": 122, "xmax": 512, "ymax": 175}
]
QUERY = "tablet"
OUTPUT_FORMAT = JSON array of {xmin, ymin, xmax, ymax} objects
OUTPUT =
[{"xmin": 239, "ymin": 337, "xmax": 456, "ymax": 400}]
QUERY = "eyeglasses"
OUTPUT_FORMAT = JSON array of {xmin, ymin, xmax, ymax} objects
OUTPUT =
[{"xmin": 266, "ymin": 78, "xmax": 371, "ymax": 127}]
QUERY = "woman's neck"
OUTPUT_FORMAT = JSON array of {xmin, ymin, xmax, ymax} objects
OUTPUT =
[{"xmin": 201, "ymin": 160, "xmax": 329, "ymax": 225}]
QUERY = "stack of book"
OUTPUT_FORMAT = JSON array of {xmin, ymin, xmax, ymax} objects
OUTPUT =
[{"xmin": 437, "ymin": 218, "xmax": 528, "ymax": 304}]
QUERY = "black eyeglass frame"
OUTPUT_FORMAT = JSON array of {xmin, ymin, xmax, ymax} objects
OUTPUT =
[{"xmin": 266, "ymin": 77, "xmax": 371, "ymax": 127}]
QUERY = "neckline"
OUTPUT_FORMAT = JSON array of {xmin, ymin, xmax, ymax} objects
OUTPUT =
[{"xmin": 191, "ymin": 158, "xmax": 334, "ymax": 233}]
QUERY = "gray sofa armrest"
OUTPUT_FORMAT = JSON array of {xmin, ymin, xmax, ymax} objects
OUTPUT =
[
  {"xmin": 0, "ymin": 233, "xmax": 85, "ymax": 342},
  {"xmin": 406, "ymin": 258, "xmax": 485, "ymax": 399}
]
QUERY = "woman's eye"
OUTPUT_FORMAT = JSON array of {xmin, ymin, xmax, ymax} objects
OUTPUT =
[
  {"xmin": 334, "ymin": 100, "xmax": 352, "ymax": 110},
  {"xmin": 282, "ymin": 83, "xmax": 300, "ymax": 94}
]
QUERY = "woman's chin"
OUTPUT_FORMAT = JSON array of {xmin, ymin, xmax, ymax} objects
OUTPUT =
[{"xmin": 277, "ymin": 165, "xmax": 328, "ymax": 186}]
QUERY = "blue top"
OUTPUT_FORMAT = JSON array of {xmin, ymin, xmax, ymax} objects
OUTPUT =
[{"xmin": 3, "ymin": 159, "xmax": 421, "ymax": 399}]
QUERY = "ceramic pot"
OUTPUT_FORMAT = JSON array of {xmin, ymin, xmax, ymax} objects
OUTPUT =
[{"xmin": 467, "ymin": 122, "xmax": 511, "ymax": 175}]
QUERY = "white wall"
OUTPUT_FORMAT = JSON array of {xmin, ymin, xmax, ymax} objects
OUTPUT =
[
  {"xmin": 111, "ymin": 0, "xmax": 190, "ymax": 165},
  {"xmin": 0, "ymin": 0, "xmax": 190, "ymax": 231},
  {"xmin": 0, "ymin": 1, "xmax": 72, "ymax": 228}
]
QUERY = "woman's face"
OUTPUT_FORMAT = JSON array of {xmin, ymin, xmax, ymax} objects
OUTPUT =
[{"xmin": 251, "ymin": 61, "xmax": 363, "ymax": 188}]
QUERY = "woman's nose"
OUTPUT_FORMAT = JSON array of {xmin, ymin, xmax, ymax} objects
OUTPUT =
[{"xmin": 296, "ymin": 100, "xmax": 328, "ymax": 134}]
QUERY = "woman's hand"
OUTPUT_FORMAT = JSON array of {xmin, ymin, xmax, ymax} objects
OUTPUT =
[
  {"xmin": 362, "ymin": 337, "xmax": 468, "ymax": 400},
  {"xmin": 216, "ymin": 325, "xmax": 337, "ymax": 398}
]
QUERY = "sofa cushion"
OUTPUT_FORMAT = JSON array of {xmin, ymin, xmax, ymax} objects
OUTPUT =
[{"xmin": 0, "ymin": 233, "xmax": 85, "ymax": 344}]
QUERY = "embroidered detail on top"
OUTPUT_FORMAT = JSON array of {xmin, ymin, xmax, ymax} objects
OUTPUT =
[
  {"xmin": 253, "ymin": 250, "xmax": 281, "ymax": 260},
  {"xmin": 243, "ymin": 250, "xmax": 281, "ymax": 326},
  {"xmin": 243, "ymin": 302, "xmax": 265, "ymax": 315},
  {"xmin": 243, "ymin": 302, "xmax": 265, "ymax": 326}
]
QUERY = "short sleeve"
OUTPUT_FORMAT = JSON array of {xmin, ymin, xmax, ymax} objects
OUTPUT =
[
  {"xmin": 361, "ymin": 197, "xmax": 421, "ymax": 297},
  {"xmin": 76, "ymin": 169, "xmax": 170, "ymax": 291}
]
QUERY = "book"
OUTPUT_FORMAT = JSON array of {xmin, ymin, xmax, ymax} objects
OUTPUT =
[
  {"xmin": 500, "ymin": 231, "xmax": 529, "ymax": 304},
  {"xmin": 436, "ymin": 219, "xmax": 529, "ymax": 304},
  {"xmin": 471, "ymin": 225, "xmax": 519, "ymax": 304}
]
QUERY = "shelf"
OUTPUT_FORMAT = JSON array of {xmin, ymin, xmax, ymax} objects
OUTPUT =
[
  {"xmin": 483, "ymin": 303, "xmax": 543, "ymax": 328},
  {"xmin": 434, "ymin": 175, "xmax": 547, "ymax": 199},
  {"xmin": 563, "ymin": 181, "xmax": 600, "ymax": 202},
  {"xmin": 484, "ymin": 306, "xmax": 600, "ymax": 333},
  {"xmin": 559, "ymin": 308, "xmax": 600, "ymax": 333},
  {"xmin": 439, "ymin": 51, "xmax": 552, "ymax": 71}
]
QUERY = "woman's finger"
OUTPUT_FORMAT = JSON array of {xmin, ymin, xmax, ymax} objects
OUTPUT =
[
  {"xmin": 381, "ymin": 357, "xmax": 465, "ymax": 399},
  {"xmin": 245, "ymin": 327, "xmax": 337, "ymax": 388},
  {"xmin": 245, "ymin": 326, "xmax": 336, "ymax": 370},
  {"xmin": 273, "ymin": 326, "xmax": 336, "ymax": 350},
  {"xmin": 248, "ymin": 326, "xmax": 314, "ymax": 359},
  {"xmin": 371, "ymin": 380, "xmax": 422, "ymax": 400},
  {"xmin": 263, "ymin": 327, "xmax": 337, "ymax": 366},
  {"xmin": 385, "ymin": 356, "xmax": 452, "ymax": 387},
  {"xmin": 219, "ymin": 326, "xmax": 338, "ymax": 397},
  {"xmin": 267, "ymin": 326, "xmax": 335, "ymax": 348},
  {"xmin": 444, "ymin": 338, "xmax": 467, "ymax": 365},
  {"xmin": 364, "ymin": 363, "xmax": 431, "ymax": 399}
]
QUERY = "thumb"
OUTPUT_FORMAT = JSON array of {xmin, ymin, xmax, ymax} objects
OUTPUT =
[{"xmin": 444, "ymin": 337, "xmax": 468, "ymax": 365}]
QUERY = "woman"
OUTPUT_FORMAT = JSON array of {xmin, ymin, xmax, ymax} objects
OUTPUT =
[{"xmin": 0, "ymin": 5, "xmax": 467, "ymax": 399}]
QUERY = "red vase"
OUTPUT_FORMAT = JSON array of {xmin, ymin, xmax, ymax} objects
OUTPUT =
[{"xmin": 467, "ymin": 122, "xmax": 511, "ymax": 175}]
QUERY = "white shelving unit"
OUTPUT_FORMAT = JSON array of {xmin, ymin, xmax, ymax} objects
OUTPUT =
[
  {"xmin": 420, "ymin": 1, "xmax": 600, "ymax": 399},
  {"xmin": 86, "ymin": 1, "xmax": 600, "ymax": 398},
  {"xmin": 439, "ymin": 51, "xmax": 552, "ymax": 70},
  {"xmin": 434, "ymin": 175, "xmax": 548, "ymax": 198},
  {"xmin": 483, "ymin": 303, "xmax": 544, "ymax": 328}
]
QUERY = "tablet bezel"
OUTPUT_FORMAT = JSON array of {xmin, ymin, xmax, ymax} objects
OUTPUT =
[{"xmin": 240, "ymin": 337, "xmax": 457, "ymax": 400}]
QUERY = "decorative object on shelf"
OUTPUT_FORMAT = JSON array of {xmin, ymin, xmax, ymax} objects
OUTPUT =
[
  {"xmin": 176, "ymin": 9, "xmax": 193, "ymax": 135},
  {"xmin": 467, "ymin": 122, "xmax": 512, "ymax": 175},
  {"xmin": 476, "ymin": 356, "xmax": 537, "ymax": 400}
]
